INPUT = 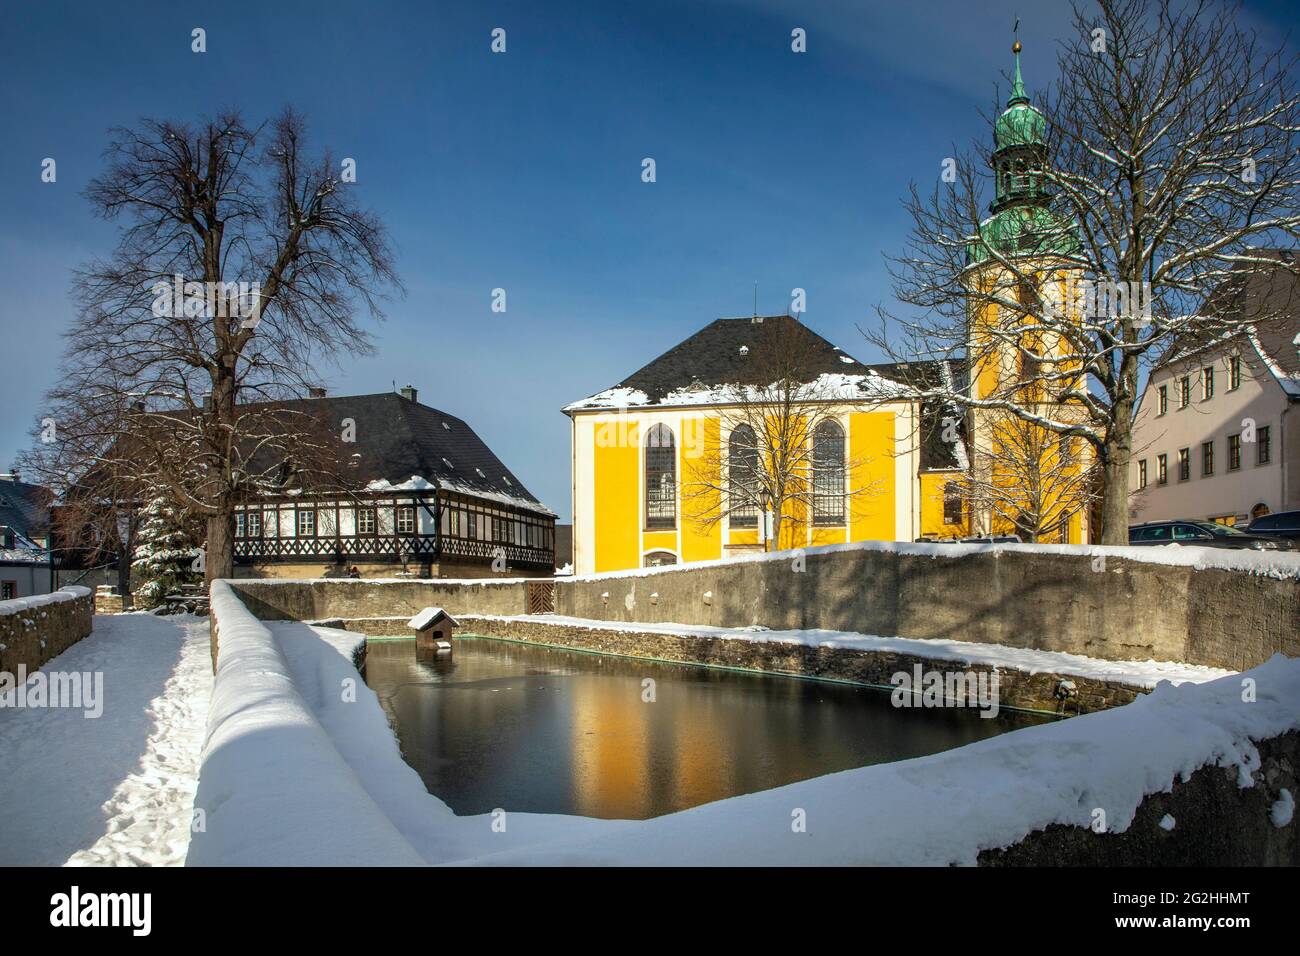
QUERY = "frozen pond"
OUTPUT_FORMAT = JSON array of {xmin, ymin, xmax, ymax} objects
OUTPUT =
[{"xmin": 365, "ymin": 635, "xmax": 1049, "ymax": 820}]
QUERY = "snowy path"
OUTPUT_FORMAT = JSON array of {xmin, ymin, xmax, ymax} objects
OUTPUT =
[{"xmin": 0, "ymin": 613, "xmax": 212, "ymax": 866}]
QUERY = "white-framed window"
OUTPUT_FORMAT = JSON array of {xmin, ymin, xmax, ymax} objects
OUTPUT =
[
  {"xmin": 247, "ymin": 511, "xmax": 261, "ymax": 538},
  {"xmin": 1228, "ymin": 354, "xmax": 1241, "ymax": 390},
  {"xmin": 1201, "ymin": 366, "xmax": 1214, "ymax": 401},
  {"xmin": 395, "ymin": 506, "xmax": 416, "ymax": 535},
  {"xmin": 235, "ymin": 511, "xmax": 245, "ymax": 538},
  {"xmin": 297, "ymin": 509, "xmax": 316, "ymax": 537},
  {"xmin": 357, "ymin": 507, "xmax": 376, "ymax": 534}
]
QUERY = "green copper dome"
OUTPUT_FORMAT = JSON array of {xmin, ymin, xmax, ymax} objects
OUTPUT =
[
  {"xmin": 967, "ymin": 204, "xmax": 1081, "ymax": 265},
  {"xmin": 994, "ymin": 48, "xmax": 1046, "ymax": 149},
  {"xmin": 966, "ymin": 39, "xmax": 1080, "ymax": 267}
]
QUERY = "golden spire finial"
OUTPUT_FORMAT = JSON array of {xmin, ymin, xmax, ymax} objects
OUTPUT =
[{"xmin": 1013, "ymin": 39, "xmax": 1022, "ymax": 54}]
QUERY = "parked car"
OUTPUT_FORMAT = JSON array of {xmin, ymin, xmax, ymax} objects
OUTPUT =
[
  {"xmin": 1245, "ymin": 510, "xmax": 1300, "ymax": 542},
  {"xmin": 1128, "ymin": 520, "xmax": 1296, "ymax": 551}
]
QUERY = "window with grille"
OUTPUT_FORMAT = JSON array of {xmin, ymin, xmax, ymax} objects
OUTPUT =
[
  {"xmin": 1157, "ymin": 454, "xmax": 1168, "ymax": 484},
  {"xmin": 1138, "ymin": 460, "xmax": 1147, "ymax": 489},
  {"xmin": 644, "ymin": 424, "xmax": 676, "ymax": 529},
  {"xmin": 812, "ymin": 420, "xmax": 846, "ymax": 525},
  {"xmin": 297, "ymin": 509, "xmax": 316, "ymax": 537},
  {"xmin": 235, "ymin": 512, "xmax": 245, "ymax": 538},
  {"xmin": 1178, "ymin": 448, "xmax": 1190, "ymax": 481},
  {"xmin": 1228, "ymin": 435, "xmax": 1241, "ymax": 471},
  {"xmin": 1179, "ymin": 376, "xmax": 1190, "ymax": 408},
  {"xmin": 247, "ymin": 511, "xmax": 261, "ymax": 538},
  {"xmin": 395, "ymin": 506, "xmax": 416, "ymax": 535},
  {"xmin": 1202, "ymin": 367, "xmax": 1214, "ymax": 401},
  {"xmin": 1157, "ymin": 385, "xmax": 1168, "ymax": 415},
  {"xmin": 728, "ymin": 424, "xmax": 759, "ymax": 527},
  {"xmin": 357, "ymin": 508, "xmax": 376, "ymax": 534},
  {"xmin": 1201, "ymin": 440, "xmax": 1214, "ymax": 476},
  {"xmin": 1229, "ymin": 355, "xmax": 1241, "ymax": 390},
  {"xmin": 1259, "ymin": 426, "xmax": 1271, "ymax": 464}
]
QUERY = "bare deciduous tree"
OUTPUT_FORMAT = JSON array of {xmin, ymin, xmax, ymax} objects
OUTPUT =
[
  {"xmin": 955, "ymin": 414, "xmax": 1099, "ymax": 542},
  {"xmin": 868, "ymin": 0, "xmax": 1300, "ymax": 543},
  {"xmin": 681, "ymin": 317, "xmax": 884, "ymax": 549},
  {"xmin": 20, "ymin": 109, "xmax": 401, "ymax": 582}
]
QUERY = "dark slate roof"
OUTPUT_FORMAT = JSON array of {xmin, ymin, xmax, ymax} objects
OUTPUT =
[
  {"xmin": 564, "ymin": 315, "xmax": 918, "ymax": 411},
  {"xmin": 615, "ymin": 316, "xmax": 876, "ymax": 401},
  {"xmin": 562, "ymin": 313, "xmax": 971, "ymax": 469},
  {"xmin": 243, "ymin": 392, "xmax": 553, "ymax": 514},
  {"xmin": 0, "ymin": 477, "xmax": 52, "ymax": 542}
]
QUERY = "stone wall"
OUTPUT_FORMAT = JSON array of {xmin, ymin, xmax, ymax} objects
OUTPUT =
[
  {"xmin": 982, "ymin": 730, "xmax": 1300, "ymax": 866},
  {"xmin": 225, "ymin": 578, "xmax": 531, "ymax": 623},
  {"xmin": 554, "ymin": 546, "xmax": 1300, "ymax": 671},
  {"xmin": 0, "ymin": 587, "xmax": 94, "ymax": 676},
  {"xmin": 459, "ymin": 614, "xmax": 1143, "ymax": 714}
]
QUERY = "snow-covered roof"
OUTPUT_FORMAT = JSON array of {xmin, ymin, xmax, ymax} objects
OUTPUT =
[{"xmin": 563, "ymin": 316, "xmax": 924, "ymax": 413}]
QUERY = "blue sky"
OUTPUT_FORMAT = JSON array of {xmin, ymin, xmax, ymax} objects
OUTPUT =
[{"xmin": 3, "ymin": 0, "xmax": 1298, "ymax": 520}]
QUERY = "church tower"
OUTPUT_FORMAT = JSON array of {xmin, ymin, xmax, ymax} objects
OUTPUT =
[{"xmin": 962, "ymin": 39, "xmax": 1092, "ymax": 543}]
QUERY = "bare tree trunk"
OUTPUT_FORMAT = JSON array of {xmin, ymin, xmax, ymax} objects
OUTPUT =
[
  {"xmin": 206, "ymin": 513, "xmax": 232, "ymax": 585},
  {"xmin": 1099, "ymin": 416, "xmax": 1133, "ymax": 545}
]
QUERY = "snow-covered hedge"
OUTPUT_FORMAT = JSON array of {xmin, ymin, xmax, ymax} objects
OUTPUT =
[{"xmin": 188, "ymin": 582, "xmax": 426, "ymax": 865}]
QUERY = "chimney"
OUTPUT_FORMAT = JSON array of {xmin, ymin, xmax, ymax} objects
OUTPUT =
[
  {"xmin": 307, "ymin": 386, "xmax": 327, "ymax": 399},
  {"xmin": 399, "ymin": 384, "xmax": 418, "ymax": 403}
]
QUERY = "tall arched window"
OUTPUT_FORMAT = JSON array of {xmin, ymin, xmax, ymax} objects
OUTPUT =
[
  {"xmin": 812, "ymin": 420, "xmax": 845, "ymax": 525},
  {"xmin": 728, "ymin": 424, "xmax": 759, "ymax": 527},
  {"xmin": 644, "ymin": 423, "xmax": 676, "ymax": 529}
]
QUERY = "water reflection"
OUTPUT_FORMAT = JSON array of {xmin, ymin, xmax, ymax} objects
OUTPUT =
[{"xmin": 364, "ymin": 636, "xmax": 1048, "ymax": 820}]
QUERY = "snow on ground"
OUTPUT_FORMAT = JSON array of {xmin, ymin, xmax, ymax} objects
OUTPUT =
[
  {"xmin": 190, "ymin": 582, "xmax": 621, "ymax": 865},
  {"xmin": 464, "ymin": 613, "xmax": 1234, "ymax": 689},
  {"xmin": 0, "ymin": 613, "xmax": 211, "ymax": 866},
  {"xmin": 192, "ymin": 582, "xmax": 1299, "ymax": 866}
]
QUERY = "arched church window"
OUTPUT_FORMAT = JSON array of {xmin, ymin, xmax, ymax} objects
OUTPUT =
[
  {"xmin": 812, "ymin": 420, "xmax": 846, "ymax": 526},
  {"xmin": 644, "ymin": 424, "xmax": 676, "ymax": 529}
]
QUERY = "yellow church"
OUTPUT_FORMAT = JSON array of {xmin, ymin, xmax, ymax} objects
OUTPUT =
[{"xmin": 562, "ymin": 42, "xmax": 1091, "ymax": 575}]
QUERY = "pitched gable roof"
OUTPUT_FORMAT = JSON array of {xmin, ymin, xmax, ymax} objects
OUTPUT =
[
  {"xmin": 215, "ymin": 392, "xmax": 551, "ymax": 515},
  {"xmin": 563, "ymin": 315, "xmax": 913, "ymax": 410},
  {"xmin": 0, "ymin": 477, "xmax": 52, "ymax": 563},
  {"xmin": 258, "ymin": 392, "xmax": 553, "ymax": 514},
  {"xmin": 1158, "ymin": 250, "xmax": 1300, "ymax": 399}
]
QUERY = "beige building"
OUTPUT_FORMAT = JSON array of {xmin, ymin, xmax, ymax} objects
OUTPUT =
[{"xmin": 1130, "ymin": 258, "xmax": 1300, "ymax": 526}]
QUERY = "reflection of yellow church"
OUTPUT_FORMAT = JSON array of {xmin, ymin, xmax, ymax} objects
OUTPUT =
[{"xmin": 561, "ymin": 43, "xmax": 1089, "ymax": 576}]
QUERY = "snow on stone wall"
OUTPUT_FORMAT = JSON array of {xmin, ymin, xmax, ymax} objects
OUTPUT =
[
  {"xmin": 189, "ymin": 582, "xmax": 426, "ymax": 865},
  {"xmin": 193, "ymin": 581, "xmax": 1300, "ymax": 866},
  {"xmin": 0, "ymin": 586, "xmax": 93, "ymax": 675}
]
